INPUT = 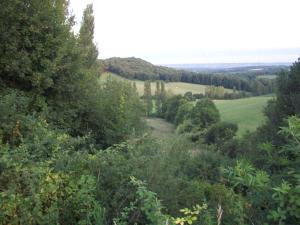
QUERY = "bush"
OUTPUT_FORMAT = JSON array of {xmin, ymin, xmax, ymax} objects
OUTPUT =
[
  {"xmin": 176, "ymin": 120, "xmax": 195, "ymax": 134},
  {"xmin": 193, "ymin": 93, "xmax": 204, "ymax": 100},
  {"xmin": 191, "ymin": 99, "xmax": 220, "ymax": 129},
  {"xmin": 204, "ymin": 122, "xmax": 238, "ymax": 147},
  {"xmin": 222, "ymin": 138, "xmax": 241, "ymax": 158},
  {"xmin": 184, "ymin": 91, "xmax": 194, "ymax": 101},
  {"xmin": 0, "ymin": 133, "xmax": 104, "ymax": 225},
  {"xmin": 183, "ymin": 148, "xmax": 232, "ymax": 182}
]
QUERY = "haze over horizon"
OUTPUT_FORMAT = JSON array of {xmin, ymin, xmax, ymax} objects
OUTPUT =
[{"xmin": 70, "ymin": 0, "xmax": 300, "ymax": 64}]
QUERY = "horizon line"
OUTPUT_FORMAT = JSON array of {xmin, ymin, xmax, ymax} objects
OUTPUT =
[{"xmin": 160, "ymin": 61, "xmax": 293, "ymax": 66}]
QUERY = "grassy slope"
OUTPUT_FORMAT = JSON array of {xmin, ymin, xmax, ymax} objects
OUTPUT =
[
  {"xmin": 100, "ymin": 72, "xmax": 233, "ymax": 96},
  {"xmin": 214, "ymin": 96, "xmax": 273, "ymax": 136},
  {"xmin": 145, "ymin": 118, "xmax": 175, "ymax": 140}
]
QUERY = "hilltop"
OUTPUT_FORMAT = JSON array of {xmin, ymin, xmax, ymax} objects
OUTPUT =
[{"xmin": 104, "ymin": 57, "xmax": 181, "ymax": 80}]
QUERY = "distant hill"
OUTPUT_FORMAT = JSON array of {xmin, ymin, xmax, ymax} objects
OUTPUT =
[{"xmin": 104, "ymin": 57, "xmax": 181, "ymax": 81}]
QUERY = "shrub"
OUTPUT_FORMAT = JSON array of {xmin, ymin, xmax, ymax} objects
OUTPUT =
[
  {"xmin": 222, "ymin": 138, "xmax": 241, "ymax": 158},
  {"xmin": 176, "ymin": 120, "xmax": 195, "ymax": 134},
  {"xmin": 204, "ymin": 122, "xmax": 238, "ymax": 147},
  {"xmin": 191, "ymin": 99, "xmax": 220, "ymax": 129},
  {"xmin": 175, "ymin": 102, "xmax": 194, "ymax": 126}
]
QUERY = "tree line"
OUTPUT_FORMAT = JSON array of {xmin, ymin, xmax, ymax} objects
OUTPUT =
[{"xmin": 105, "ymin": 57, "xmax": 277, "ymax": 95}]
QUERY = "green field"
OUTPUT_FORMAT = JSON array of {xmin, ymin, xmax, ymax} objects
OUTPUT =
[
  {"xmin": 100, "ymin": 72, "xmax": 233, "ymax": 96},
  {"xmin": 214, "ymin": 96, "xmax": 274, "ymax": 136}
]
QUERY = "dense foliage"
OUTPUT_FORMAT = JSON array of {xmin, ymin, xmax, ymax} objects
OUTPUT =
[
  {"xmin": 0, "ymin": 1, "xmax": 299, "ymax": 224},
  {"xmin": 152, "ymin": 58, "xmax": 300, "ymax": 224},
  {"xmin": 0, "ymin": 1, "xmax": 142, "ymax": 148},
  {"xmin": 0, "ymin": 2, "xmax": 142, "ymax": 224}
]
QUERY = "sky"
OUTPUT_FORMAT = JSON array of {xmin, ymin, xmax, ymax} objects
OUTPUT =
[{"xmin": 69, "ymin": 0, "xmax": 300, "ymax": 64}]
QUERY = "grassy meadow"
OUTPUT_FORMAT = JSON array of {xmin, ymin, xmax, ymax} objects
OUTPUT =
[
  {"xmin": 214, "ymin": 95, "xmax": 274, "ymax": 136},
  {"xmin": 145, "ymin": 118, "xmax": 175, "ymax": 140},
  {"xmin": 100, "ymin": 72, "xmax": 233, "ymax": 96}
]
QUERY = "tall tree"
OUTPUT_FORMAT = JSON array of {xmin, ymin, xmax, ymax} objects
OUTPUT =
[
  {"xmin": 78, "ymin": 3, "xmax": 98, "ymax": 69},
  {"xmin": 160, "ymin": 81, "xmax": 167, "ymax": 113},
  {"xmin": 132, "ymin": 81, "xmax": 137, "ymax": 92},
  {"xmin": 144, "ymin": 81, "xmax": 152, "ymax": 116},
  {"xmin": 155, "ymin": 81, "xmax": 162, "ymax": 115},
  {"xmin": 262, "ymin": 58, "xmax": 300, "ymax": 143}
]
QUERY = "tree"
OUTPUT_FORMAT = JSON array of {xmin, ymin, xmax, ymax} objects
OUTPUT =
[
  {"xmin": 155, "ymin": 81, "xmax": 162, "ymax": 115},
  {"xmin": 144, "ymin": 81, "xmax": 153, "ymax": 116},
  {"xmin": 205, "ymin": 86, "xmax": 213, "ymax": 98},
  {"xmin": 193, "ymin": 93, "xmax": 204, "ymax": 100},
  {"xmin": 191, "ymin": 98, "xmax": 220, "ymax": 128},
  {"xmin": 0, "ymin": 0, "xmax": 74, "ymax": 94},
  {"xmin": 204, "ymin": 122, "xmax": 238, "ymax": 146},
  {"xmin": 160, "ymin": 81, "xmax": 167, "ymax": 114},
  {"xmin": 175, "ymin": 101, "xmax": 193, "ymax": 126},
  {"xmin": 163, "ymin": 95, "xmax": 184, "ymax": 122},
  {"xmin": 160, "ymin": 81, "xmax": 166, "ymax": 94},
  {"xmin": 78, "ymin": 3, "xmax": 99, "ymax": 69},
  {"xmin": 133, "ymin": 81, "xmax": 137, "ymax": 92},
  {"xmin": 216, "ymin": 86, "xmax": 225, "ymax": 99},
  {"xmin": 261, "ymin": 58, "xmax": 300, "ymax": 144},
  {"xmin": 252, "ymin": 80, "xmax": 264, "ymax": 96},
  {"xmin": 276, "ymin": 59, "xmax": 300, "ymax": 119},
  {"xmin": 184, "ymin": 92, "xmax": 193, "ymax": 101}
]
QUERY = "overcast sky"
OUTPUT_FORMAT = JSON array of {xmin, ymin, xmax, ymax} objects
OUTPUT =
[{"xmin": 69, "ymin": 0, "xmax": 300, "ymax": 64}]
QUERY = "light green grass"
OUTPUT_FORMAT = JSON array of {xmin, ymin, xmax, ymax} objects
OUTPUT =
[
  {"xmin": 100, "ymin": 72, "xmax": 233, "ymax": 96},
  {"xmin": 145, "ymin": 118, "xmax": 175, "ymax": 140},
  {"xmin": 214, "ymin": 96, "xmax": 274, "ymax": 136}
]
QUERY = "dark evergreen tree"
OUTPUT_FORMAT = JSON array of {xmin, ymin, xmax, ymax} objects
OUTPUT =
[{"xmin": 0, "ymin": 0, "xmax": 74, "ymax": 94}]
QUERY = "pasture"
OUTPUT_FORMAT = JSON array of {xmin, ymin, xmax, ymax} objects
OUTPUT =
[
  {"xmin": 100, "ymin": 72, "xmax": 233, "ymax": 96},
  {"xmin": 214, "ymin": 95, "xmax": 274, "ymax": 136}
]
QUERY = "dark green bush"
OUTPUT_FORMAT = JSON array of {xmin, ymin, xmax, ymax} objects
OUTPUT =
[{"xmin": 204, "ymin": 122, "xmax": 238, "ymax": 146}]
